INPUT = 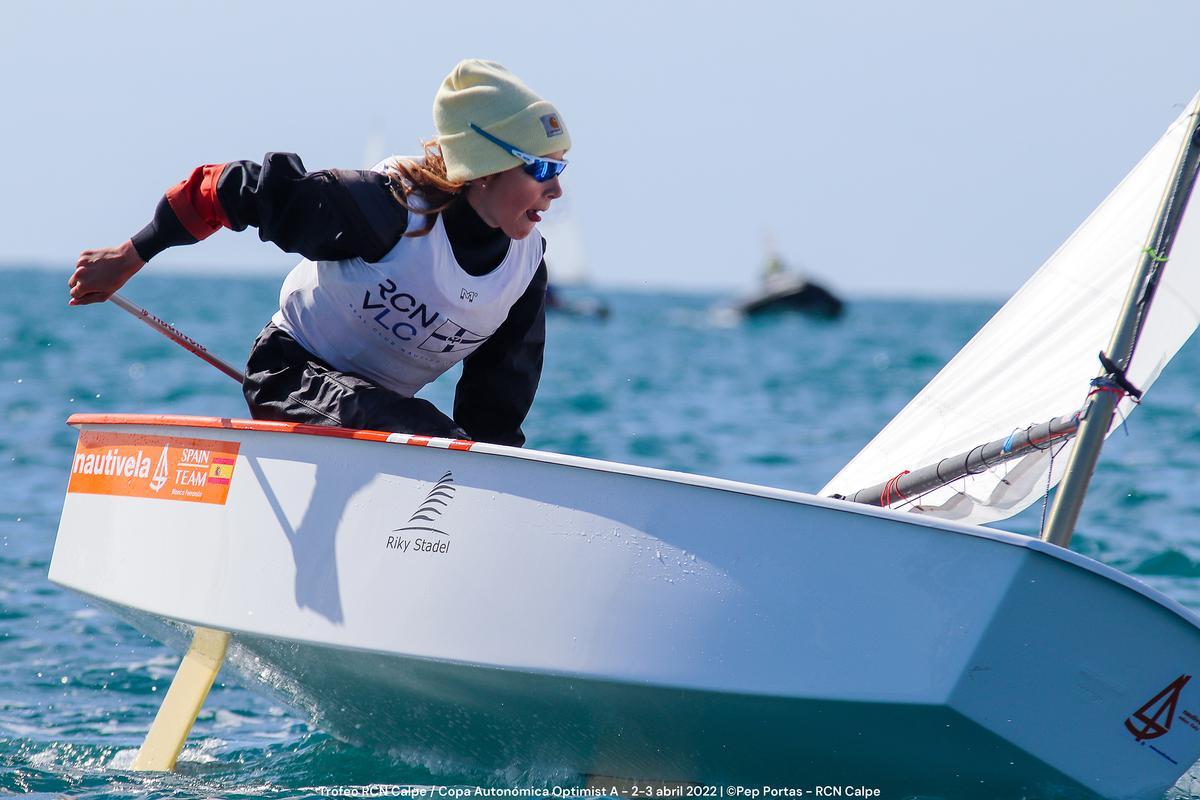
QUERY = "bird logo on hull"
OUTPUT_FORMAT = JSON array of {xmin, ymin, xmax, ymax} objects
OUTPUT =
[{"xmin": 1126, "ymin": 674, "xmax": 1191, "ymax": 742}]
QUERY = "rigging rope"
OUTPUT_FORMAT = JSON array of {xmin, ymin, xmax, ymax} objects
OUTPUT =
[
  {"xmin": 880, "ymin": 470, "xmax": 911, "ymax": 508},
  {"xmin": 1038, "ymin": 440, "xmax": 1071, "ymax": 537}
]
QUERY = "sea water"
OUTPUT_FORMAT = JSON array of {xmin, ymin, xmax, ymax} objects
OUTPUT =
[{"xmin": 3, "ymin": 267, "xmax": 1200, "ymax": 798}]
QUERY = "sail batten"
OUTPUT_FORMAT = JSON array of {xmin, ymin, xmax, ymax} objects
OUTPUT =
[{"xmin": 822, "ymin": 94, "xmax": 1200, "ymax": 526}]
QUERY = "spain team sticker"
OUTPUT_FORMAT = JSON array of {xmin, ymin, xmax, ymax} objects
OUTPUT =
[{"xmin": 68, "ymin": 431, "xmax": 240, "ymax": 505}]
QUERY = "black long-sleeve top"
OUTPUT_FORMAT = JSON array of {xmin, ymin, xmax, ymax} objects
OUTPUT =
[{"xmin": 130, "ymin": 153, "xmax": 546, "ymax": 447}]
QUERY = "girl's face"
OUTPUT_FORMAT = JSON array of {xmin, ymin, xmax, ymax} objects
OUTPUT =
[{"xmin": 466, "ymin": 152, "xmax": 566, "ymax": 240}]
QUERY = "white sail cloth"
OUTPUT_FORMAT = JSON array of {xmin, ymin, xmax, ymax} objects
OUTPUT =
[{"xmin": 822, "ymin": 93, "xmax": 1200, "ymax": 526}]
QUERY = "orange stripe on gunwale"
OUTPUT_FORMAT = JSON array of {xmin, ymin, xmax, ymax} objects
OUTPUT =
[{"xmin": 66, "ymin": 414, "xmax": 476, "ymax": 451}]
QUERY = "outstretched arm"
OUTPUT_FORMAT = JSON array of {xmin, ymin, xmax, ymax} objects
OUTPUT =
[{"xmin": 69, "ymin": 153, "xmax": 409, "ymax": 305}]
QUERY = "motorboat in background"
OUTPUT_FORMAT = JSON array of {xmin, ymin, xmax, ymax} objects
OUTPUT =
[{"xmin": 734, "ymin": 254, "xmax": 844, "ymax": 319}]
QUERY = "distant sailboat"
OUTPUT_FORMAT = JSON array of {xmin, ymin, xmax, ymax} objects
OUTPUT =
[
  {"xmin": 362, "ymin": 123, "xmax": 387, "ymax": 170},
  {"xmin": 537, "ymin": 199, "xmax": 610, "ymax": 319},
  {"xmin": 537, "ymin": 198, "xmax": 589, "ymax": 287}
]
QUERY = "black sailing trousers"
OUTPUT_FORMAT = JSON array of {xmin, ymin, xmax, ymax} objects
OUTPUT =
[{"xmin": 242, "ymin": 323, "xmax": 467, "ymax": 439}]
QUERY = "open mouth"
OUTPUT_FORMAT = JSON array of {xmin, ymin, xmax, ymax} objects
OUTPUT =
[{"xmin": 525, "ymin": 210, "xmax": 543, "ymax": 223}]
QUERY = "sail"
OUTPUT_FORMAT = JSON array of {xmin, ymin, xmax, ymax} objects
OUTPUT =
[
  {"xmin": 822, "ymin": 93, "xmax": 1200, "ymax": 526},
  {"xmin": 362, "ymin": 126, "xmax": 387, "ymax": 170}
]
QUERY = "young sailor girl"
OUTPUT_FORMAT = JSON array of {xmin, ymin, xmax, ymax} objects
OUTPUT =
[{"xmin": 68, "ymin": 59, "xmax": 569, "ymax": 448}]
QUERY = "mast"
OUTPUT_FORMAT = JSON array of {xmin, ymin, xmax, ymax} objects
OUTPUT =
[{"xmin": 1042, "ymin": 101, "xmax": 1200, "ymax": 548}]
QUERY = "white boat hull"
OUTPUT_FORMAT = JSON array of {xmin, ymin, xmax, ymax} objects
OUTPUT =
[{"xmin": 50, "ymin": 415, "xmax": 1200, "ymax": 796}]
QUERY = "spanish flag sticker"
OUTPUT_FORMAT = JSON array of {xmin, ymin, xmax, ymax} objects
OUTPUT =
[{"xmin": 208, "ymin": 457, "xmax": 236, "ymax": 485}]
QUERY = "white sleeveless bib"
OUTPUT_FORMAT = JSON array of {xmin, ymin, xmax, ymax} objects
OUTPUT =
[{"xmin": 271, "ymin": 179, "xmax": 542, "ymax": 398}]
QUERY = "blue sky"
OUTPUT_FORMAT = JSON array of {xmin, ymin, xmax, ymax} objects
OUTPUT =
[{"xmin": 4, "ymin": 0, "xmax": 1199, "ymax": 298}]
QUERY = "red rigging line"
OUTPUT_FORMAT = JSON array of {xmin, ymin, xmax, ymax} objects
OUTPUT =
[{"xmin": 880, "ymin": 470, "xmax": 911, "ymax": 508}]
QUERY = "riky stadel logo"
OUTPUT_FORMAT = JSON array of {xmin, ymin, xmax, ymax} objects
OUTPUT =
[{"xmin": 385, "ymin": 470, "xmax": 456, "ymax": 555}]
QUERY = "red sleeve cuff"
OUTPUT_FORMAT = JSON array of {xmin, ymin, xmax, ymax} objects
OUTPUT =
[{"xmin": 165, "ymin": 164, "xmax": 231, "ymax": 240}]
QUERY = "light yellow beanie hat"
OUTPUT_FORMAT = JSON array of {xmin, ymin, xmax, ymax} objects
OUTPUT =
[{"xmin": 434, "ymin": 59, "xmax": 571, "ymax": 183}]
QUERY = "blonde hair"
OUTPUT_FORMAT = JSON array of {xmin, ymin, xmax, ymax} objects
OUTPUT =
[{"xmin": 384, "ymin": 140, "xmax": 466, "ymax": 237}]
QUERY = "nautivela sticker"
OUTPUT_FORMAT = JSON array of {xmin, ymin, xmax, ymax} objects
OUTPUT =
[{"xmin": 67, "ymin": 431, "xmax": 240, "ymax": 505}]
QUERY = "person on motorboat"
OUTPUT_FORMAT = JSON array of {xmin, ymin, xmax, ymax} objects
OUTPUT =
[{"xmin": 67, "ymin": 59, "xmax": 568, "ymax": 448}]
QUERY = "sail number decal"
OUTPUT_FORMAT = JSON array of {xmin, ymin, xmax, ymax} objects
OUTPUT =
[
  {"xmin": 68, "ymin": 431, "xmax": 240, "ymax": 506},
  {"xmin": 1124, "ymin": 673, "xmax": 1200, "ymax": 766}
]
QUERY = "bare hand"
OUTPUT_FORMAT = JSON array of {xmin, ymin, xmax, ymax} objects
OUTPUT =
[{"xmin": 69, "ymin": 240, "xmax": 146, "ymax": 306}]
